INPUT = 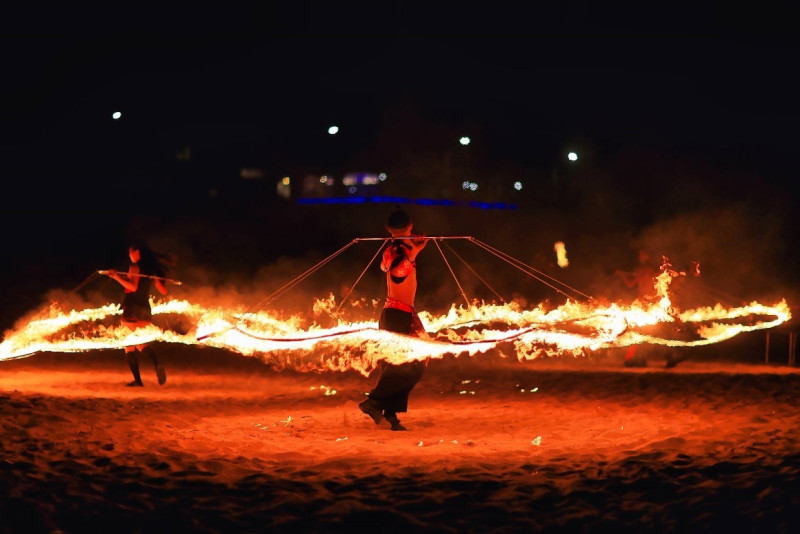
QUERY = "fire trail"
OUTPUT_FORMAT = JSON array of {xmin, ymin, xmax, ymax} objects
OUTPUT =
[{"xmin": 0, "ymin": 236, "xmax": 791, "ymax": 375}]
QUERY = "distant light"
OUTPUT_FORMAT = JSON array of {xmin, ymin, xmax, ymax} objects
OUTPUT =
[
  {"xmin": 348, "ymin": 186, "xmax": 357, "ymax": 194},
  {"xmin": 112, "ymin": 111, "xmax": 122, "ymax": 120},
  {"xmin": 240, "ymin": 168, "xmax": 263, "ymax": 179},
  {"xmin": 513, "ymin": 181, "xmax": 522, "ymax": 191},
  {"xmin": 277, "ymin": 179, "xmax": 290, "ymax": 199},
  {"xmin": 470, "ymin": 182, "xmax": 478, "ymax": 191},
  {"xmin": 328, "ymin": 125, "xmax": 339, "ymax": 135},
  {"xmin": 459, "ymin": 136, "xmax": 471, "ymax": 146},
  {"xmin": 320, "ymin": 176, "xmax": 328, "ymax": 184},
  {"xmin": 378, "ymin": 172, "xmax": 387, "ymax": 181},
  {"xmin": 567, "ymin": 152, "xmax": 578, "ymax": 161}
]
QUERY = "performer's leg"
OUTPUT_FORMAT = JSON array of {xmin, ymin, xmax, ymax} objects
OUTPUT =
[
  {"xmin": 368, "ymin": 361, "xmax": 425, "ymax": 404},
  {"xmin": 359, "ymin": 397, "xmax": 383, "ymax": 424},
  {"xmin": 126, "ymin": 348, "xmax": 143, "ymax": 387},
  {"xmin": 142, "ymin": 346, "xmax": 167, "ymax": 385},
  {"xmin": 361, "ymin": 308, "xmax": 418, "ymax": 428},
  {"xmin": 383, "ymin": 411, "xmax": 408, "ymax": 431}
]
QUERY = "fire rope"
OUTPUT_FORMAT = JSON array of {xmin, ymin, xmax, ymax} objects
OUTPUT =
[
  {"xmin": 197, "ymin": 239, "xmax": 362, "ymax": 341},
  {"xmin": 220, "ymin": 235, "xmax": 597, "ymax": 346}
]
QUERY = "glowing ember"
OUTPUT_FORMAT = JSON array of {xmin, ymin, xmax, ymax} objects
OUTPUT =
[{"xmin": 554, "ymin": 241, "xmax": 569, "ymax": 268}]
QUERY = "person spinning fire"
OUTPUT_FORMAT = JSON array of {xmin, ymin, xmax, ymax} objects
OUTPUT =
[
  {"xmin": 104, "ymin": 240, "xmax": 173, "ymax": 387},
  {"xmin": 615, "ymin": 249, "xmax": 659, "ymax": 304},
  {"xmin": 615, "ymin": 249, "xmax": 659, "ymax": 367},
  {"xmin": 615, "ymin": 249, "xmax": 692, "ymax": 368},
  {"xmin": 359, "ymin": 208, "xmax": 429, "ymax": 431}
]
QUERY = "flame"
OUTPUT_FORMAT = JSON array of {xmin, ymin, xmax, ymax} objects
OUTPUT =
[
  {"xmin": 554, "ymin": 241, "xmax": 569, "ymax": 268},
  {"xmin": 0, "ymin": 266, "xmax": 791, "ymax": 377}
]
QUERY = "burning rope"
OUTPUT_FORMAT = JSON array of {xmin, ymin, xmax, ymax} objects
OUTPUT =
[
  {"xmin": 229, "ymin": 319, "xmax": 565, "ymax": 347},
  {"xmin": 3, "ymin": 234, "xmax": 790, "ymax": 369},
  {"xmin": 231, "ymin": 325, "xmax": 376, "ymax": 342},
  {"xmin": 197, "ymin": 239, "xmax": 361, "ymax": 342}
]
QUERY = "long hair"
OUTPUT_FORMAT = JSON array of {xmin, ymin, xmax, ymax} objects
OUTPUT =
[{"xmin": 130, "ymin": 240, "xmax": 174, "ymax": 278}]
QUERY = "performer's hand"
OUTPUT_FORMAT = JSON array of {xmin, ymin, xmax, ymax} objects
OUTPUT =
[{"xmin": 106, "ymin": 269, "xmax": 117, "ymax": 278}]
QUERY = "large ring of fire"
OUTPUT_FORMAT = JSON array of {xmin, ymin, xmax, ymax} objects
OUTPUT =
[{"xmin": 1, "ymin": 288, "xmax": 790, "ymax": 377}]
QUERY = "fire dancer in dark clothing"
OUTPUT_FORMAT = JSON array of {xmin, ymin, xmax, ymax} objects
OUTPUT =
[
  {"xmin": 615, "ymin": 250, "xmax": 692, "ymax": 368},
  {"xmin": 616, "ymin": 249, "xmax": 659, "ymax": 367},
  {"xmin": 105, "ymin": 241, "xmax": 173, "ymax": 386},
  {"xmin": 616, "ymin": 249, "xmax": 659, "ymax": 304},
  {"xmin": 359, "ymin": 208, "xmax": 428, "ymax": 431}
]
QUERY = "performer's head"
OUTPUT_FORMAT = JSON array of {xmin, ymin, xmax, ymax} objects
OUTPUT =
[
  {"xmin": 128, "ymin": 239, "xmax": 173, "ymax": 277},
  {"xmin": 128, "ymin": 241, "xmax": 146, "ymax": 264},
  {"xmin": 386, "ymin": 207, "xmax": 412, "ymax": 236}
]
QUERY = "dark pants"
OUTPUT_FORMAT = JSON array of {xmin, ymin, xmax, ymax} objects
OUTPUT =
[{"xmin": 366, "ymin": 307, "xmax": 426, "ymax": 414}]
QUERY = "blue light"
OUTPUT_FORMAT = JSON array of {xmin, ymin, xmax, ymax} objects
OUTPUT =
[{"xmin": 296, "ymin": 196, "xmax": 516, "ymax": 210}]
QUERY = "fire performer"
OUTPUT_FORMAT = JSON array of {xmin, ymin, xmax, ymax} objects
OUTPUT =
[
  {"xmin": 359, "ymin": 208, "xmax": 429, "ymax": 431},
  {"xmin": 615, "ymin": 249, "xmax": 659, "ymax": 367},
  {"xmin": 104, "ymin": 241, "xmax": 173, "ymax": 387},
  {"xmin": 615, "ymin": 249, "xmax": 659, "ymax": 304}
]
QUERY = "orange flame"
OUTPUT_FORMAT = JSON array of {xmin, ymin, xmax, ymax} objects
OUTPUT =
[
  {"xmin": 554, "ymin": 241, "xmax": 569, "ymax": 268},
  {"xmin": 0, "ymin": 269, "xmax": 791, "ymax": 377}
]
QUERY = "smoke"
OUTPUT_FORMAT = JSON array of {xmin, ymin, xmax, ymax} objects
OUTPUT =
[
  {"xmin": 136, "ymin": 198, "xmax": 793, "ymax": 325},
  {"xmin": 4, "ymin": 140, "xmax": 796, "ymax": 338}
]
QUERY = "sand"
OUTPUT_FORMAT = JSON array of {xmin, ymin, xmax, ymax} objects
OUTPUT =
[{"xmin": 1, "ymin": 345, "xmax": 799, "ymax": 533}]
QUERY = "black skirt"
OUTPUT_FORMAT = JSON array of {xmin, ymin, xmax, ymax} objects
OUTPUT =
[{"xmin": 122, "ymin": 292, "xmax": 152, "ymax": 322}]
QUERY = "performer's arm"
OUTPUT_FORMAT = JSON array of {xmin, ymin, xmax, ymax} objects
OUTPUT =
[
  {"xmin": 154, "ymin": 279, "xmax": 168, "ymax": 296},
  {"xmin": 106, "ymin": 265, "xmax": 139, "ymax": 292},
  {"xmin": 408, "ymin": 233, "xmax": 428, "ymax": 261},
  {"xmin": 380, "ymin": 246, "xmax": 393, "ymax": 272}
]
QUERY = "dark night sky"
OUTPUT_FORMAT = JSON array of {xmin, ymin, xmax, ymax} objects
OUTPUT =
[{"xmin": 2, "ymin": 2, "xmax": 800, "ymax": 331}]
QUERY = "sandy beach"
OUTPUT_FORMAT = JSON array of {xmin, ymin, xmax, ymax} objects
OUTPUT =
[{"xmin": 1, "ymin": 343, "xmax": 799, "ymax": 533}]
